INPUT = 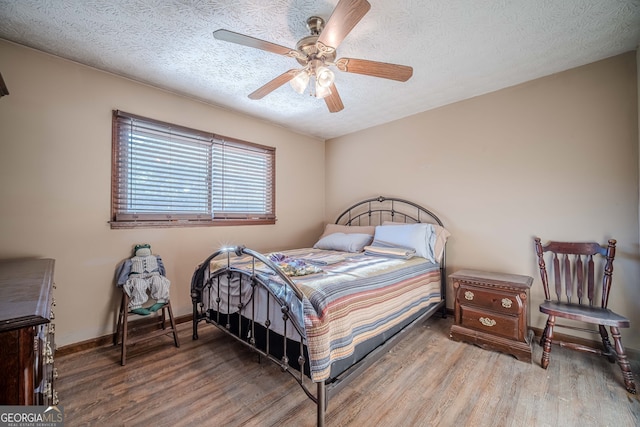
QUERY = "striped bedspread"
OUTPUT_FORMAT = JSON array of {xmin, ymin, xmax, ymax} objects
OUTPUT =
[{"xmin": 209, "ymin": 248, "xmax": 442, "ymax": 382}]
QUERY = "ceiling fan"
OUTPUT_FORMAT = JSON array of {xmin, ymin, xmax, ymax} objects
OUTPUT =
[{"xmin": 213, "ymin": 0, "xmax": 413, "ymax": 113}]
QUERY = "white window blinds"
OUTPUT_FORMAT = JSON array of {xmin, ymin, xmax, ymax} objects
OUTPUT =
[
  {"xmin": 212, "ymin": 139, "xmax": 275, "ymax": 219},
  {"xmin": 111, "ymin": 110, "xmax": 275, "ymax": 227}
]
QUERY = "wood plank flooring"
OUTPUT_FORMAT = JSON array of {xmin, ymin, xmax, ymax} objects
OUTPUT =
[{"xmin": 55, "ymin": 316, "xmax": 640, "ymax": 426}]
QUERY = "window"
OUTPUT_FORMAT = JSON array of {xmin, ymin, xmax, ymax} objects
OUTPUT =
[{"xmin": 111, "ymin": 110, "xmax": 275, "ymax": 228}]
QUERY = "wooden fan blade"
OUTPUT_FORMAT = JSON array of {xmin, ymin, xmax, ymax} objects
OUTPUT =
[
  {"xmin": 324, "ymin": 83, "xmax": 344, "ymax": 113},
  {"xmin": 248, "ymin": 70, "xmax": 298, "ymax": 100},
  {"xmin": 335, "ymin": 57, "xmax": 413, "ymax": 82},
  {"xmin": 214, "ymin": 29, "xmax": 296, "ymax": 56},
  {"xmin": 317, "ymin": 0, "xmax": 371, "ymax": 51}
]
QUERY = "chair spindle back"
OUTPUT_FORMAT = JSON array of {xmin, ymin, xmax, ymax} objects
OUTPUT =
[{"xmin": 534, "ymin": 238, "xmax": 616, "ymax": 308}]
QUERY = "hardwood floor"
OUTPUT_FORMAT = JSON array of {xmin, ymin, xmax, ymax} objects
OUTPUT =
[{"xmin": 55, "ymin": 316, "xmax": 640, "ymax": 426}]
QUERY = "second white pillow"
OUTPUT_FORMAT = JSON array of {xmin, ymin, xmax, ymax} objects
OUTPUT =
[{"xmin": 372, "ymin": 223, "xmax": 435, "ymax": 263}]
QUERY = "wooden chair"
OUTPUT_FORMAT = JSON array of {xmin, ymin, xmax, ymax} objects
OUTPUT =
[
  {"xmin": 114, "ymin": 289, "xmax": 180, "ymax": 366},
  {"xmin": 534, "ymin": 237, "xmax": 636, "ymax": 394}
]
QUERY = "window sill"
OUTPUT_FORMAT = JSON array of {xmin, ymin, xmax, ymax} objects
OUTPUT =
[{"xmin": 110, "ymin": 219, "xmax": 276, "ymax": 229}]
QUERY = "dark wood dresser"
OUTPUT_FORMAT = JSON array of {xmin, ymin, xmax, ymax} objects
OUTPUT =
[
  {"xmin": 449, "ymin": 269, "xmax": 533, "ymax": 362},
  {"xmin": 0, "ymin": 258, "xmax": 57, "ymax": 405}
]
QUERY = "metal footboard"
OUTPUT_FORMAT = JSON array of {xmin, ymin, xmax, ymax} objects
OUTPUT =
[{"xmin": 190, "ymin": 246, "xmax": 326, "ymax": 421}]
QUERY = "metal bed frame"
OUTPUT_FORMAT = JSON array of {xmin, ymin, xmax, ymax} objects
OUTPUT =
[{"xmin": 191, "ymin": 196, "xmax": 447, "ymax": 426}]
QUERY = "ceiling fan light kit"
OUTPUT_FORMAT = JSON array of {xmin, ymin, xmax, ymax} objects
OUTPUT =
[
  {"xmin": 289, "ymin": 60, "xmax": 335, "ymax": 98},
  {"xmin": 213, "ymin": 0, "xmax": 412, "ymax": 112}
]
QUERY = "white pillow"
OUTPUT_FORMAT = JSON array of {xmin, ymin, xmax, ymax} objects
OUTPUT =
[
  {"xmin": 313, "ymin": 233, "xmax": 373, "ymax": 253},
  {"xmin": 381, "ymin": 221, "xmax": 450, "ymax": 263},
  {"xmin": 373, "ymin": 223, "xmax": 435, "ymax": 262},
  {"xmin": 430, "ymin": 224, "xmax": 451, "ymax": 263},
  {"xmin": 319, "ymin": 223, "xmax": 375, "ymax": 239}
]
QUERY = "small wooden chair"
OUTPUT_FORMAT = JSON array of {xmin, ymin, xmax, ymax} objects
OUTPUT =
[
  {"xmin": 534, "ymin": 237, "xmax": 636, "ymax": 394},
  {"xmin": 114, "ymin": 289, "xmax": 180, "ymax": 366}
]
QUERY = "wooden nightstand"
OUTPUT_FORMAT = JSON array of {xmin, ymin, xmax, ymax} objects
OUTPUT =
[{"xmin": 449, "ymin": 269, "xmax": 533, "ymax": 362}]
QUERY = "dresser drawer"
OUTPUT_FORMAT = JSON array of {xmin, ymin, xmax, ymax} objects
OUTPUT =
[
  {"xmin": 459, "ymin": 305, "xmax": 520, "ymax": 340},
  {"xmin": 0, "ymin": 258, "xmax": 56, "ymax": 405},
  {"xmin": 456, "ymin": 282, "xmax": 524, "ymax": 315}
]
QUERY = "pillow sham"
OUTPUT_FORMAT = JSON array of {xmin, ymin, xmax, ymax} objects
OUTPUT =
[
  {"xmin": 381, "ymin": 221, "xmax": 450, "ymax": 263},
  {"xmin": 313, "ymin": 232, "xmax": 373, "ymax": 253},
  {"xmin": 431, "ymin": 224, "xmax": 451, "ymax": 263},
  {"xmin": 319, "ymin": 223, "xmax": 376, "ymax": 239},
  {"xmin": 373, "ymin": 223, "xmax": 433, "ymax": 262}
]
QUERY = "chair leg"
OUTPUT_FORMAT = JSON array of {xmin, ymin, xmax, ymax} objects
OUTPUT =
[
  {"xmin": 167, "ymin": 301, "xmax": 180, "ymax": 348},
  {"xmin": 598, "ymin": 325, "xmax": 616, "ymax": 363},
  {"xmin": 541, "ymin": 316, "xmax": 555, "ymax": 369},
  {"xmin": 610, "ymin": 327, "xmax": 636, "ymax": 394},
  {"xmin": 160, "ymin": 305, "xmax": 166, "ymax": 329},
  {"xmin": 121, "ymin": 293, "xmax": 130, "ymax": 366},
  {"xmin": 115, "ymin": 292, "xmax": 125, "ymax": 346},
  {"xmin": 539, "ymin": 323, "xmax": 549, "ymax": 347}
]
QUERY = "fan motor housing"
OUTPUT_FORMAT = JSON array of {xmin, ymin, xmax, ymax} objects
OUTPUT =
[{"xmin": 294, "ymin": 17, "xmax": 337, "ymax": 66}]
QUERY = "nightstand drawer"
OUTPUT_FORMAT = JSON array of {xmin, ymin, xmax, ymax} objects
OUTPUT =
[
  {"xmin": 459, "ymin": 305, "xmax": 520, "ymax": 340},
  {"xmin": 456, "ymin": 283, "xmax": 524, "ymax": 315},
  {"xmin": 450, "ymin": 269, "xmax": 533, "ymax": 362}
]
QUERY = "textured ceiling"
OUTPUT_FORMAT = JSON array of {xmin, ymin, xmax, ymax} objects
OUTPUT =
[{"xmin": 0, "ymin": 0, "xmax": 639, "ymax": 140}]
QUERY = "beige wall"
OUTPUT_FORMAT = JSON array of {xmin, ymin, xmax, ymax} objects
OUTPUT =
[
  {"xmin": 0, "ymin": 40, "xmax": 326, "ymax": 346},
  {"xmin": 2, "ymin": 38, "xmax": 638, "ymax": 352},
  {"xmin": 326, "ymin": 52, "xmax": 640, "ymax": 350}
]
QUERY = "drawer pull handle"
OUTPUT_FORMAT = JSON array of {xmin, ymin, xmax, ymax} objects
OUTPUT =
[
  {"xmin": 464, "ymin": 291, "xmax": 474, "ymax": 300},
  {"xmin": 479, "ymin": 317, "xmax": 496, "ymax": 327},
  {"xmin": 44, "ymin": 382, "xmax": 52, "ymax": 399},
  {"xmin": 45, "ymin": 342, "xmax": 53, "ymax": 357},
  {"xmin": 501, "ymin": 298, "xmax": 513, "ymax": 309}
]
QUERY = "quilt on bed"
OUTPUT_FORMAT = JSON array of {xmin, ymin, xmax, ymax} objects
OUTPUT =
[{"xmin": 206, "ymin": 248, "xmax": 441, "ymax": 382}]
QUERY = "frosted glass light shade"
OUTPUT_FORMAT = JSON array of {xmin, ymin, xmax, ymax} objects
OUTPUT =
[
  {"xmin": 315, "ymin": 81, "xmax": 332, "ymax": 99},
  {"xmin": 315, "ymin": 66, "xmax": 334, "ymax": 88},
  {"xmin": 290, "ymin": 71, "xmax": 310, "ymax": 94}
]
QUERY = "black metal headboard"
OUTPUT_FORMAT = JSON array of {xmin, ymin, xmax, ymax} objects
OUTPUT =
[
  {"xmin": 335, "ymin": 196, "xmax": 447, "ymax": 305},
  {"xmin": 335, "ymin": 196, "xmax": 444, "ymax": 227}
]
